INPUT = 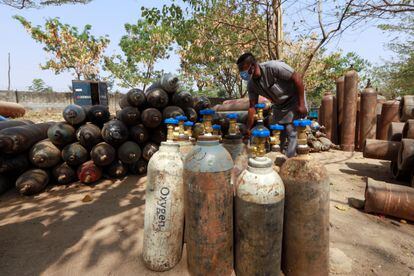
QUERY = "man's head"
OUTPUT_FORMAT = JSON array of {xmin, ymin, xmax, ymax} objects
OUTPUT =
[{"xmin": 236, "ymin": 53, "xmax": 259, "ymax": 81}]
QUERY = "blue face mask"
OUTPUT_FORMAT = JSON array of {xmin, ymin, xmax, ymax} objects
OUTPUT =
[{"xmin": 240, "ymin": 70, "xmax": 252, "ymax": 81}]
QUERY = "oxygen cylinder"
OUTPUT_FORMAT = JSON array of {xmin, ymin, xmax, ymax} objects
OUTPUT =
[
  {"xmin": 280, "ymin": 119, "xmax": 330, "ymax": 276},
  {"xmin": 91, "ymin": 142, "xmax": 116, "ymax": 166},
  {"xmin": 106, "ymin": 160, "xmax": 128, "ymax": 178},
  {"xmin": 53, "ymin": 162, "xmax": 77, "ymax": 185},
  {"xmin": 193, "ymin": 96, "xmax": 211, "ymax": 113},
  {"xmin": 174, "ymin": 116, "xmax": 193, "ymax": 159},
  {"xmin": 267, "ymin": 124, "xmax": 288, "ymax": 172},
  {"xmin": 143, "ymin": 118, "xmax": 184, "ymax": 271},
  {"xmin": 235, "ymin": 128, "xmax": 285, "ymax": 276},
  {"xmin": 63, "ymin": 104, "xmax": 86, "ymax": 125},
  {"xmin": 128, "ymin": 159, "xmax": 148, "ymax": 175},
  {"xmin": 76, "ymin": 123, "xmax": 102, "ymax": 150},
  {"xmin": 172, "ymin": 91, "xmax": 193, "ymax": 109},
  {"xmin": 16, "ymin": 169, "xmax": 49, "ymax": 195},
  {"xmin": 141, "ymin": 108, "xmax": 163, "ymax": 128},
  {"xmin": 119, "ymin": 88, "xmax": 146, "ymax": 109},
  {"xmin": 77, "ymin": 160, "xmax": 102, "ymax": 184},
  {"xmin": 192, "ymin": 122, "xmax": 204, "ymax": 140},
  {"xmin": 29, "ymin": 139, "xmax": 61, "ymax": 168},
  {"xmin": 162, "ymin": 106, "xmax": 184, "ymax": 120},
  {"xmin": 184, "ymin": 107, "xmax": 197, "ymax": 123},
  {"xmin": 47, "ymin": 122, "xmax": 76, "ymax": 147},
  {"xmin": 184, "ymin": 109, "xmax": 234, "ymax": 276},
  {"xmin": 160, "ymin": 73, "xmax": 180, "ymax": 93},
  {"xmin": 0, "ymin": 154, "xmax": 29, "ymax": 175},
  {"xmin": 0, "ymin": 122, "xmax": 54, "ymax": 154},
  {"xmin": 142, "ymin": 142, "xmax": 159, "ymax": 161},
  {"xmin": 341, "ymin": 70, "xmax": 358, "ymax": 151},
  {"xmin": 0, "ymin": 119, "xmax": 33, "ymax": 131},
  {"xmin": 87, "ymin": 105, "xmax": 110, "ymax": 126},
  {"xmin": 151, "ymin": 126, "xmax": 167, "ymax": 144},
  {"xmin": 359, "ymin": 86, "xmax": 377, "ymax": 149},
  {"xmin": 117, "ymin": 141, "xmax": 141, "ymax": 164},
  {"xmin": 145, "ymin": 87, "xmax": 169, "ymax": 109},
  {"xmin": 116, "ymin": 107, "xmax": 141, "ymax": 126},
  {"xmin": 101, "ymin": 119, "xmax": 129, "ymax": 147},
  {"xmin": 62, "ymin": 142, "xmax": 89, "ymax": 167},
  {"xmin": 129, "ymin": 124, "xmax": 149, "ymax": 144}
]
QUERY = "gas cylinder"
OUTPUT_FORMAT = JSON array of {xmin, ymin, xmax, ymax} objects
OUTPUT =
[
  {"xmin": 77, "ymin": 160, "xmax": 102, "ymax": 184},
  {"xmin": 162, "ymin": 106, "xmax": 184, "ymax": 120},
  {"xmin": 62, "ymin": 142, "xmax": 89, "ymax": 167},
  {"xmin": 160, "ymin": 73, "xmax": 180, "ymax": 93},
  {"xmin": 184, "ymin": 108, "xmax": 234, "ymax": 276},
  {"xmin": 174, "ymin": 116, "xmax": 193, "ymax": 159},
  {"xmin": 116, "ymin": 106, "xmax": 141, "ymax": 126},
  {"xmin": 0, "ymin": 122, "xmax": 54, "ymax": 154},
  {"xmin": 184, "ymin": 107, "xmax": 197, "ymax": 122},
  {"xmin": 151, "ymin": 126, "xmax": 167, "ymax": 144},
  {"xmin": 129, "ymin": 124, "xmax": 149, "ymax": 144},
  {"xmin": 143, "ymin": 118, "xmax": 184, "ymax": 271},
  {"xmin": 378, "ymin": 100, "xmax": 400, "ymax": 140},
  {"xmin": 403, "ymin": 119, "xmax": 414, "ymax": 139},
  {"xmin": 16, "ymin": 169, "xmax": 49, "ymax": 195},
  {"xmin": 101, "ymin": 119, "xmax": 129, "ymax": 147},
  {"xmin": 53, "ymin": 162, "xmax": 77, "ymax": 185},
  {"xmin": 128, "ymin": 159, "xmax": 148, "ymax": 175},
  {"xmin": 192, "ymin": 122, "xmax": 204, "ymax": 140},
  {"xmin": 172, "ymin": 91, "xmax": 193, "ymax": 109},
  {"xmin": 280, "ymin": 119, "xmax": 330, "ymax": 276},
  {"xmin": 0, "ymin": 174, "xmax": 15, "ymax": 195},
  {"xmin": 0, "ymin": 154, "xmax": 29, "ymax": 175},
  {"xmin": 141, "ymin": 108, "xmax": 163, "ymax": 128},
  {"xmin": 267, "ymin": 124, "xmax": 288, "ymax": 172},
  {"xmin": 222, "ymin": 113, "xmax": 248, "ymax": 187},
  {"xmin": 341, "ymin": 70, "xmax": 358, "ymax": 151},
  {"xmin": 193, "ymin": 96, "xmax": 211, "ymax": 113},
  {"xmin": 76, "ymin": 123, "xmax": 102, "ymax": 150},
  {"xmin": 320, "ymin": 91, "xmax": 337, "ymax": 143},
  {"xmin": 0, "ymin": 119, "xmax": 33, "ymax": 131},
  {"xmin": 359, "ymin": 86, "xmax": 378, "ymax": 147},
  {"xmin": 87, "ymin": 105, "xmax": 110, "ymax": 126},
  {"xmin": 106, "ymin": 160, "xmax": 128, "ymax": 178},
  {"xmin": 29, "ymin": 139, "xmax": 61, "ymax": 168},
  {"xmin": 235, "ymin": 128, "xmax": 285, "ymax": 276},
  {"xmin": 47, "ymin": 122, "xmax": 76, "ymax": 147},
  {"xmin": 142, "ymin": 142, "xmax": 159, "ymax": 161},
  {"xmin": 399, "ymin": 95, "xmax": 414, "ymax": 122},
  {"xmin": 145, "ymin": 87, "xmax": 169, "ymax": 109},
  {"xmin": 117, "ymin": 141, "xmax": 141, "ymax": 164},
  {"xmin": 119, "ymin": 88, "xmax": 146, "ymax": 109},
  {"xmin": 336, "ymin": 76, "xmax": 345, "ymax": 144},
  {"xmin": 91, "ymin": 142, "xmax": 116, "ymax": 166},
  {"xmin": 63, "ymin": 104, "xmax": 86, "ymax": 125}
]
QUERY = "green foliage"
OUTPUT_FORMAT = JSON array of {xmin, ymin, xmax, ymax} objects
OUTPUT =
[
  {"xmin": 2, "ymin": 0, "xmax": 91, "ymax": 9},
  {"xmin": 14, "ymin": 16, "xmax": 109, "ymax": 80},
  {"xmin": 27, "ymin": 78, "xmax": 53, "ymax": 92}
]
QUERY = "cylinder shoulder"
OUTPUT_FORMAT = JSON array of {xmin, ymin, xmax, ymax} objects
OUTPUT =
[
  {"xmin": 280, "ymin": 155, "xmax": 329, "ymax": 183},
  {"xmin": 184, "ymin": 144, "xmax": 233, "ymax": 172}
]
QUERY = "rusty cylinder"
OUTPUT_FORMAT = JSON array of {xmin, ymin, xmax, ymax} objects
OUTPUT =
[
  {"xmin": 47, "ymin": 122, "xmax": 76, "ymax": 147},
  {"xmin": 76, "ymin": 123, "xmax": 102, "ymax": 150},
  {"xmin": 16, "ymin": 169, "xmax": 49, "ymax": 196},
  {"xmin": 363, "ymin": 139, "xmax": 400, "ymax": 161},
  {"xmin": 359, "ymin": 86, "xmax": 377, "ymax": 149},
  {"xmin": 399, "ymin": 95, "xmax": 414, "ymax": 122},
  {"xmin": 77, "ymin": 160, "xmax": 102, "ymax": 184},
  {"xmin": 235, "ymin": 129, "xmax": 285, "ymax": 276},
  {"xmin": 129, "ymin": 124, "xmax": 149, "ymax": 144},
  {"xmin": 388, "ymin": 122, "xmax": 405, "ymax": 141},
  {"xmin": 403, "ymin": 119, "xmax": 414, "ymax": 139},
  {"xmin": 397, "ymin": 138, "xmax": 414, "ymax": 171},
  {"xmin": 365, "ymin": 177, "xmax": 414, "ymax": 221},
  {"xmin": 141, "ymin": 108, "xmax": 162, "ymax": 129},
  {"xmin": 119, "ymin": 88, "xmax": 146, "ymax": 109},
  {"xmin": 341, "ymin": 71, "xmax": 358, "ymax": 151},
  {"xmin": 336, "ymin": 76, "xmax": 345, "ymax": 144},
  {"xmin": 53, "ymin": 162, "xmax": 77, "ymax": 185},
  {"xmin": 29, "ymin": 139, "xmax": 61, "ymax": 168},
  {"xmin": 280, "ymin": 119, "xmax": 330, "ymax": 276},
  {"xmin": 377, "ymin": 100, "xmax": 400, "ymax": 140},
  {"xmin": 184, "ymin": 135, "xmax": 234, "ymax": 276},
  {"xmin": 0, "ymin": 120, "xmax": 33, "ymax": 131},
  {"xmin": 320, "ymin": 92, "xmax": 338, "ymax": 143}
]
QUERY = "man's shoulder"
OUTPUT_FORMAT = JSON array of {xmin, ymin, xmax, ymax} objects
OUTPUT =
[{"xmin": 261, "ymin": 60, "xmax": 294, "ymax": 73}]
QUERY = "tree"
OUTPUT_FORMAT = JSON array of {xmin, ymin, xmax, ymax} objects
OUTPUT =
[
  {"xmin": 104, "ymin": 12, "xmax": 174, "ymax": 90},
  {"xmin": 2, "ymin": 0, "xmax": 91, "ymax": 9},
  {"xmin": 14, "ymin": 16, "xmax": 109, "ymax": 80},
  {"xmin": 27, "ymin": 78, "xmax": 53, "ymax": 92}
]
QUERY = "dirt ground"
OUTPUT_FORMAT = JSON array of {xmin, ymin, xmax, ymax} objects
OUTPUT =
[{"xmin": 0, "ymin": 150, "xmax": 413, "ymax": 276}]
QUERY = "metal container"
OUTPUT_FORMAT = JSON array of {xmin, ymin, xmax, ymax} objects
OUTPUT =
[
  {"xmin": 397, "ymin": 138, "xmax": 414, "ymax": 171},
  {"xmin": 47, "ymin": 122, "xmax": 76, "ymax": 147},
  {"xmin": 143, "ymin": 143, "xmax": 159, "ymax": 161},
  {"xmin": 0, "ymin": 154, "xmax": 29, "ymax": 175},
  {"xmin": 116, "ymin": 107, "xmax": 141, "ymax": 126},
  {"xmin": 403, "ymin": 119, "xmax": 414, "ymax": 139},
  {"xmin": 101, "ymin": 119, "xmax": 129, "ymax": 147},
  {"xmin": 388, "ymin": 122, "xmax": 405, "ymax": 141},
  {"xmin": 365, "ymin": 177, "xmax": 414, "ymax": 221},
  {"xmin": 184, "ymin": 107, "xmax": 197, "ymax": 122},
  {"xmin": 145, "ymin": 87, "xmax": 169, "ymax": 109},
  {"xmin": 119, "ymin": 88, "xmax": 146, "ymax": 109},
  {"xmin": 0, "ymin": 174, "xmax": 15, "ymax": 195},
  {"xmin": 359, "ymin": 86, "xmax": 377, "ymax": 149},
  {"xmin": 172, "ymin": 91, "xmax": 193, "ymax": 109},
  {"xmin": 0, "ymin": 120, "xmax": 33, "ymax": 131},
  {"xmin": 151, "ymin": 126, "xmax": 167, "ymax": 144},
  {"xmin": 336, "ymin": 76, "xmax": 345, "ymax": 144},
  {"xmin": 106, "ymin": 160, "xmax": 128, "ymax": 178},
  {"xmin": 341, "ymin": 70, "xmax": 358, "ymax": 151},
  {"xmin": 63, "ymin": 104, "xmax": 86, "ymax": 125},
  {"xmin": 399, "ymin": 95, "xmax": 414, "ymax": 122},
  {"xmin": 16, "ymin": 169, "xmax": 49, "ymax": 195},
  {"xmin": 267, "ymin": 124, "xmax": 287, "ymax": 173},
  {"xmin": 193, "ymin": 96, "xmax": 211, "ymax": 113},
  {"xmin": 62, "ymin": 142, "xmax": 89, "ymax": 167},
  {"xmin": 91, "ymin": 142, "xmax": 116, "ymax": 167},
  {"xmin": 87, "ymin": 105, "xmax": 110, "ymax": 126},
  {"xmin": 29, "ymin": 139, "xmax": 61, "ymax": 168},
  {"xmin": 76, "ymin": 123, "xmax": 102, "ymax": 150},
  {"xmin": 363, "ymin": 139, "xmax": 400, "ymax": 161},
  {"xmin": 148, "ymin": 73, "xmax": 180, "ymax": 94},
  {"xmin": 320, "ymin": 91, "xmax": 337, "ymax": 143},
  {"xmin": 280, "ymin": 119, "xmax": 330, "ymax": 276},
  {"xmin": 235, "ymin": 129, "xmax": 285, "ymax": 276},
  {"xmin": 143, "ymin": 118, "xmax": 184, "ymax": 271},
  {"xmin": 77, "ymin": 160, "xmax": 102, "ymax": 184},
  {"xmin": 162, "ymin": 106, "xmax": 184, "ymax": 120},
  {"xmin": 377, "ymin": 100, "xmax": 400, "ymax": 140},
  {"xmin": 141, "ymin": 108, "xmax": 163, "ymax": 129},
  {"xmin": 128, "ymin": 159, "xmax": 148, "ymax": 175},
  {"xmin": 53, "ymin": 162, "xmax": 77, "ymax": 185},
  {"xmin": 184, "ymin": 135, "xmax": 234, "ymax": 276},
  {"xmin": 129, "ymin": 124, "xmax": 149, "ymax": 144},
  {"xmin": 117, "ymin": 141, "xmax": 141, "ymax": 164}
]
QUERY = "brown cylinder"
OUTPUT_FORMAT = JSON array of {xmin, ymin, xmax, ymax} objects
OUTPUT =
[
  {"xmin": 397, "ymin": 138, "xmax": 414, "ymax": 171},
  {"xmin": 142, "ymin": 142, "xmax": 159, "ymax": 161},
  {"xmin": 76, "ymin": 123, "xmax": 102, "ymax": 150},
  {"xmin": 355, "ymin": 94, "xmax": 361, "ymax": 150},
  {"xmin": 387, "ymin": 122, "xmax": 405, "ymax": 142},
  {"xmin": 0, "ymin": 101, "xmax": 26, "ymax": 118},
  {"xmin": 341, "ymin": 71, "xmax": 358, "ymax": 151},
  {"xmin": 402, "ymin": 119, "xmax": 414, "ymax": 139},
  {"xmin": 16, "ymin": 169, "xmax": 49, "ymax": 195},
  {"xmin": 377, "ymin": 100, "xmax": 400, "ymax": 140},
  {"xmin": 376, "ymin": 97, "xmax": 387, "ymax": 139},
  {"xmin": 320, "ymin": 92, "xmax": 337, "ymax": 143},
  {"xmin": 77, "ymin": 160, "xmax": 102, "ymax": 184},
  {"xmin": 145, "ymin": 87, "xmax": 169, "ymax": 109},
  {"xmin": 359, "ymin": 87, "xmax": 377, "ymax": 149},
  {"xmin": 363, "ymin": 139, "xmax": 400, "ymax": 161},
  {"xmin": 116, "ymin": 107, "xmax": 141, "ymax": 126},
  {"xmin": 128, "ymin": 159, "xmax": 148, "ymax": 175},
  {"xmin": 184, "ymin": 107, "xmax": 198, "ymax": 123},
  {"xmin": 365, "ymin": 177, "xmax": 414, "ymax": 221},
  {"xmin": 0, "ymin": 119, "xmax": 33, "ymax": 131},
  {"xmin": 390, "ymin": 161, "xmax": 410, "ymax": 181},
  {"xmin": 53, "ymin": 162, "xmax": 77, "ymax": 185},
  {"xmin": 399, "ymin": 95, "xmax": 414, "ymax": 122},
  {"xmin": 162, "ymin": 106, "xmax": 184, "ymax": 120},
  {"xmin": 129, "ymin": 124, "xmax": 149, "ymax": 144},
  {"xmin": 91, "ymin": 142, "xmax": 116, "ymax": 166},
  {"xmin": 141, "ymin": 108, "xmax": 162, "ymax": 129},
  {"xmin": 336, "ymin": 76, "xmax": 345, "ymax": 144}
]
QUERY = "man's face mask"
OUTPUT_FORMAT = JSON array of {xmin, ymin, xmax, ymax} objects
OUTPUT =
[{"xmin": 240, "ymin": 64, "xmax": 253, "ymax": 81}]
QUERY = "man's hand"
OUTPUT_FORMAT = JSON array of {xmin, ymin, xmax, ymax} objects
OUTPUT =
[{"xmin": 297, "ymin": 103, "xmax": 308, "ymax": 118}]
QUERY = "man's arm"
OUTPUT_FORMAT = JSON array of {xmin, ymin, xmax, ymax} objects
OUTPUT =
[
  {"xmin": 291, "ymin": 72, "xmax": 307, "ymax": 117},
  {"xmin": 247, "ymin": 98, "xmax": 258, "ymax": 134}
]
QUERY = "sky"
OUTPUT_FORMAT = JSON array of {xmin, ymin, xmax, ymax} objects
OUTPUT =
[{"xmin": 0, "ymin": 0, "xmax": 397, "ymax": 92}]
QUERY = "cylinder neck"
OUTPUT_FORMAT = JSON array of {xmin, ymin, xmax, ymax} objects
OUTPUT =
[
  {"xmin": 296, "ymin": 125, "xmax": 310, "ymax": 154},
  {"xmin": 248, "ymin": 156, "xmax": 273, "ymax": 171},
  {"xmin": 160, "ymin": 141, "xmax": 180, "ymax": 152},
  {"xmin": 197, "ymin": 135, "xmax": 220, "ymax": 146}
]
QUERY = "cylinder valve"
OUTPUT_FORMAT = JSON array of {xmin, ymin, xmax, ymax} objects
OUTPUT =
[
  {"xmin": 269, "ymin": 124, "xmax": 284, "ymax": 152},
  {"xmin": 175, "ymin": 115, "xmax": 189, "ymax": 141},
  {"xmin": 254, "ymin": 103, "xmax": 265, "ymax": 122},
  {"xmin": 252, "ymin": 128, "xmax": 270, "ymax": 158},
  {"xmin": 184, "ymin": 121, "xmax": 194, "ymax": 139},
  {"xmin": 293, "ymin": 119, "xmax": 312, "ymax": 154},
  {"xmin": 165, "ymin": 118, "xmax": 178, "ymax": 142},
  {"xmin": 212, "ymin": 124, "xmax": 222, "ymax": 137},
  {"xmin": 200, "ymin": 109, "xmax": 215, "ymax": 135},
  {"xmin": 226, "ymin": 113, "xmax": 240, "ymax": 136}
]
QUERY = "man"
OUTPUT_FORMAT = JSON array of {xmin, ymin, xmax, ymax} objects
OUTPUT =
[{"xmin": 236, "ymin": 53, "xmax": 307, "ymax": 157}]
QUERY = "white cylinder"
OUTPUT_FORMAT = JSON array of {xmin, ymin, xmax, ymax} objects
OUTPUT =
[
  {"xmin": 177, "ymin": 140, "xmax": 193, "ymax": 160},
  {"xmin": 142, "ymin": 141, "xmax": 184, "ymax": 271}
]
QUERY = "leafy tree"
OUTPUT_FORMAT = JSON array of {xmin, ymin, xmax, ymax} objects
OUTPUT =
[
  {"xmin": 27, "ymin": 78, "xmax": 53, "ymax": 92},
  {"xmin": 2, "ymin": 0, "xmax": 91, "ymax": 9},
  {"xmin": 104, "ymin": 13, "xmax": 174, "ymax": 90},
  {"xmin": 14, "ymin": 16, "xmax": 109, "ymax": 80}
]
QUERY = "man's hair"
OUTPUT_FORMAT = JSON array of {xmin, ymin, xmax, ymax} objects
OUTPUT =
[{"xmin": 236, "ymin": 53, "xmax": 256, "ymax": 67}]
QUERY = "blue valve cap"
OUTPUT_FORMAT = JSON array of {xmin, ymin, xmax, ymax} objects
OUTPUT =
[
  {"xmin": 184, "ymin": 121, "xmax": 194, "ymax": 127},
  {"xmin": 293, "ymin": 119, "xmax": 312, "ymax": 127},
  {"xmin": 200, "ymin": 109, "xmax": 215, "ymax": 115},
  {"xmin": 164, "ymin": 118, "xmax": 178, "ymax": 125},
  {"xmin": 270, "ymin": 124, "xmax": 284, "ymax": 131},
  {"xmin": 226, "ymin": 113, "xmax": 238, "ymax": 119},
  {"xmin": 212, "ymin": 124, "xmax": 221, "ymax": 130},
  {"xmin": 255, "ymin": 103, "xmax": 266, "ymax": 109},
  {"xmin": 175, "ymin": 115, "xmax": 188, "ymax": 121},
  {"xmin": 252, "ymin": 128, "xmax": 270, "ymax": 138}
]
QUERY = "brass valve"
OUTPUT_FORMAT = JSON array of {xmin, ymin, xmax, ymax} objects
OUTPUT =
[
  {"xmin": 164, "ymin": 118, "xmax": 178, "ymax": 142},
  {"xmin": 200, "ymin": 109, "xmax": 215, "ymax": 135},
  {"xmin": 212, "ymin": 124, "xmax": 221, "ymax": 136},
  {"xmin": 254, "ymin": 103, "xmax": 265, "ymax": 122},
  {"xmin": 226, "ymin": 113, "xmax": 239, "ymax": 136},
  {"xmin": 175, "ymin": 115, "xmax": 189, "ymax": 141},
  {"xmin": 251, "ymin": 128, "xmax": 270, "ymax": 158},
  {"xmin": 269, "ymin": 124, "xmax": 284, "ymax": 152},
  {"xmin": 184, "ymin": 121, "xmax": 194, "ymax": 139},
  {"xmin": 293, "ymin": 119, "xmax": 311, "ymax": 154}
]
